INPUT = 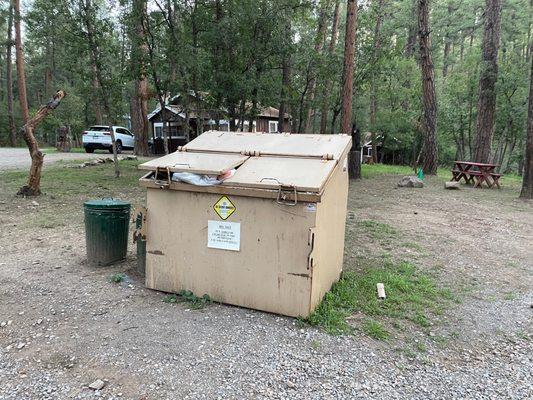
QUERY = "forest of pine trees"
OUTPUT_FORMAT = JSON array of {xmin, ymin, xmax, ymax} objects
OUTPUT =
[{"xmin": 0, "ymin": 0, "xmax": 531, "ymax": 177}]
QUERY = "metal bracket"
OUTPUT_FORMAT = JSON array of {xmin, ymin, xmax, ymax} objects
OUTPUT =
[
  {"xmin": 260, "ymin": 178, "xmax": 297, "ymax": 206},
  {"xmin": 154, "ymin": 167, "xmax": 171, "ymax": 189},
  {"xmin": 133, "ymin": 206, "xmax": 147, "ymax": 243}
]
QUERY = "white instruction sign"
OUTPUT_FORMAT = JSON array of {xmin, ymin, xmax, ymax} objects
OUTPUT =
[{"xmin": 207, "ymin": 220, "xmax": 241, "ymax": 251}]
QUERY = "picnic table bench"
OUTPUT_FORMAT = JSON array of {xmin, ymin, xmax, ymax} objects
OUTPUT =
[{"xmin": 451, "ymin": 161, "xmax": 501, "ymax": 189}]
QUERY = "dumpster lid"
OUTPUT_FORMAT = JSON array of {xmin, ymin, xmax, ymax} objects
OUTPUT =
[
  {"xmin": 183, "ymin": 131, "xmax": 351, "ymax": 160},
  {"xmin": 84, "ymin": 199, "xmax": 131, "ymax": 210},
  {"xmin": 138, "ymin": 152, "xmax": 249, "ymax": 175},
  {"xmin": 223, "ymin": 157, "xmax": 336, "ymax": 193}
]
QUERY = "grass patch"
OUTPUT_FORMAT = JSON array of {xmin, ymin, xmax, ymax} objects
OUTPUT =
[
  {"xmin": 361, "ymin": 163, "xmax": 522, "ymax": 185},
  {"xmin": 503, "ymin": 292, "xmax": 516, "ymax": 300},
  {"xmin": 359, "ymin": 220, "xmax": 398, "ymax": 244},
  {"xmin": 163, "ymin": 290, "xmax": 212, "ymax": 309},
  {"xmin": 361, "ymin": 319, "xmax": 390, "ymax": 340},
  {"xmin": 108, "ymin": 273, "xmax": 126, "ymax": 283},
  {"xmin": 307, "ymin": 260, "xmax": 455, "ymax": 337}
]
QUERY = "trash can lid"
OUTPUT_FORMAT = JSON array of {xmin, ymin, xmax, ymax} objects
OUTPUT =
[{"xmin": 84, "ymin": 199, "xmax": 131, "ymax": 210}]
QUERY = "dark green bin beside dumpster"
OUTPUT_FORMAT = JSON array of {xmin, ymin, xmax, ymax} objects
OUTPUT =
[{"xmin": 84, "ymin": 199, "xmax": 131, "ymax": 266}]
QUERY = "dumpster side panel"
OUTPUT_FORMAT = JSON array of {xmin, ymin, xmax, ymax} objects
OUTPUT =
[
  {"xmin": 145, "ymin": 188, "xmax": 316, "ymax": 317},
  {"xmin": 309, "ymin": 157, "xmax": 349, "ymax": 311}
]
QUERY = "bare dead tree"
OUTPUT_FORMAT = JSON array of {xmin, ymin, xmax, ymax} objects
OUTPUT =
[
  {"xmin": 340, "ymin": 0, "xmax": 358, "ymax": 134},
  {"xmin": 17, "ymin": 91, "xmax": 67, "ymax": 196}
]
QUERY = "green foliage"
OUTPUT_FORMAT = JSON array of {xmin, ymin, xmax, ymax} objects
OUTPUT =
[
  {"xmin": 163, "ymin": 290, "xmax": 212, "ymax": 309},
  {"xmin": 307, "ymin": 260, "xmax": 456, "ymax": 336},
  {"xmin": 0, "ymin": 0, "xmax": 530, "ymax": 173}
]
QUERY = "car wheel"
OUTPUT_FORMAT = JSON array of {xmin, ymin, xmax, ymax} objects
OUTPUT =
[
  {"xmin": 85, "ymin": 147, "xmax": 94, "ymax": 153},
  {"xmin": 116, "ymin": 141, "xmax": 122, "ymax": 154}
]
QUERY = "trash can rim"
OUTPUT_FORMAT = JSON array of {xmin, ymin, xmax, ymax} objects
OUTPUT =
[{"xmin": 84, "ymin": 199, "xmax": 131, "ymax": 210}]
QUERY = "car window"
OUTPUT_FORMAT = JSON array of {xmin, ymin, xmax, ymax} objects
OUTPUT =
[
  {"xmin": 124, "ymin": 129, "xmax": 133, "ymax": 136},
  {"xmin": 116, "ymin": 128, "xmax": 127, "ymax": 135},
  {"xmin": 89, "ymin": 126, "xmax": 109, "ymax": 132}
]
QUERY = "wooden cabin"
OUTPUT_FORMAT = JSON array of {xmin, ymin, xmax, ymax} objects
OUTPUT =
[{"xmin": 147, "ymin": 92, "xmax": 291, "ymax": 154}]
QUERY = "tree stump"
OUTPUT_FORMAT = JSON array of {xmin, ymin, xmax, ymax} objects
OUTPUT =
[
  {"xmin": 348, "ymin": 150, "xmax": 361, "ymax": 179},
  {"xmin": 55, "ymin": 126, "xmax": 72, "ymax": 152}
]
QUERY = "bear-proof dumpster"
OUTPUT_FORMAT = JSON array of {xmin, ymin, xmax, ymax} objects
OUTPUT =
[{"xmin": 138, "ymin": 131, "xmax": 351, "ymax": 317}]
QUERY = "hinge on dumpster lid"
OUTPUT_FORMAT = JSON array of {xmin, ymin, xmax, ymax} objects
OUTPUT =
[{"xmin": 259, "ymin": 178, "xmax": 297, "ymax": 206}]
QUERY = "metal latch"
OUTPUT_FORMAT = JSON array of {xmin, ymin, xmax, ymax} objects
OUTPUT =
[
  {"xmin": 260, "ymin": 178, "xmax": 298, "ymax": 206},
  {"xmin": 154, "ymin": 167, "xmax": 171, "ymax": 189}
]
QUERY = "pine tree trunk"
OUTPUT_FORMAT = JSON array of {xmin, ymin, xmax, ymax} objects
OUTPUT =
[
  {"xmin": 131, "ymin": 0, "xmax": 150, "ymax": 156},
  {"xmin": 370, "ymin": 0, "xmax": 385, "ymax": 163},
  {"xmin": 82, "ymin": 0, "xmax": 120, "ymax": 177},
  {"xmin": 520, "ymin": 50, "xmax": 533, "ymax": 198},
  {"xmin": 14, "ymin": 0, "xmax": 29, "ymax": 125},
  {"xmin": 340, "ymin": 0, "xmax": 358, "ymax": 134},
  {"xmin": 303, "ymin": 1, "xmax": 329, "ymax": 133},
  {"xmin": 6, "ymin": 2, "xmax": 16, "ymax": 147},
  {"xmin": 418, "ymin": 0, "xmax": 438, "ymax": 174},
  {"xmin": 278, "ymin": 49, "xmax": 291, "ymax": 132},
  {"xmin": 473, "ymin": 0, "xmax": 502, "ymax": 163},
  {"xmin": 319, "ymin": 0, "xmax": 340, "ymax": 134}
]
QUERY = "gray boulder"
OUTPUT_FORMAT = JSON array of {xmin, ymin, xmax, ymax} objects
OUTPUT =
[{"xmin": 397, "ymin": 176, "xmax": 424, "ymax": 188}]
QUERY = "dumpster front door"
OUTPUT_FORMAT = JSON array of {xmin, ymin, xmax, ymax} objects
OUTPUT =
[{"xmin": 145, "ymin": 188, "xmax": 318, "ymax": 317}]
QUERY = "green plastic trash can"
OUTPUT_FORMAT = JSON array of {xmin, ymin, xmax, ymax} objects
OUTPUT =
[{"xmin": 84, "ymin": 199, "xmax": 131, "ymax": 266}]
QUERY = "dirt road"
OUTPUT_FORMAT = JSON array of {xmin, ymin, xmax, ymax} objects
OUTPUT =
[
  {"xmin": 0, "ymin": 164, "xmax": 531, "ymax": 399},
  {"xmin": 0, "ymin": 148, "xmax": 123, "ymax": 170}
]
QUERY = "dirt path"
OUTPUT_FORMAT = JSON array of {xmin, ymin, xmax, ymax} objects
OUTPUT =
[
  {"xmin": 0, "ymin": 168, "xmax": 531, "ymax": 399},
  {"xmin": 0, "ymin": 148, "xmax": 130, "ymax": 170}
]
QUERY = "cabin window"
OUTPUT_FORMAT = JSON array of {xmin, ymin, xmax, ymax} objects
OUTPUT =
[
  {"xmin": 155, "ymin": 126, "xmax": 162, "ymax": 138},
  {"xmin": 269, "ymin": 121, "xmax": 278, "ymax": 133}
]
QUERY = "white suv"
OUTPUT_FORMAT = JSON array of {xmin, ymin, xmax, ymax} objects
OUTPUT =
[{"xmin": 82, "ymin": 125, "xmax": 135, "ymax": 153}]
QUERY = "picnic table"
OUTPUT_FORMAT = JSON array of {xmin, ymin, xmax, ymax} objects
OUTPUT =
[{"xmin": 451, "ymin": 161, "xmax": 502, "ymax": 189}]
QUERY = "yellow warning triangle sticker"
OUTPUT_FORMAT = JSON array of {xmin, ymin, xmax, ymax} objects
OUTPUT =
[{"xmin": 213, "ymin": 196, "xmax": 236, "ymax": 220}]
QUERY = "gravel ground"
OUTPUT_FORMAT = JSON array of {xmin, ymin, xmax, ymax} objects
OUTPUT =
[{"xmin": 0, "ymin": 171, "xmax": 531, "ymax": 399}]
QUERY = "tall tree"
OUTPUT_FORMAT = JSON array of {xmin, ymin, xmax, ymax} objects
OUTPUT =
[
  {"xmin": 473, "ymin": 0, "xmax": 502, "ymax": 163},
  {"xmin": 370, "ymin": 0, "xmax": 385, "ymax": 162},
  {"xmin": 6, "ymin": 1, "xmax": 16, "ymax": 146},
  {"xmin": 303, "ymin": 0, "xmax": 330, "ymax": 133},
  {"xmin": 319, "ymin": 0, "xmax": 340, "ymax": 134},
  {"xmin": 130, "ymin": 0, "xmax": 150, "ymax": 156},
  {"xmin": 520, "ymin": 46, "xmax": 533, "ymax": 199},
  {"xmin": 340, "ymin": 0, "xmax": 358, "ymax": 134},
  {"xmin": 81, "ymin": 0, "xmax": 120, "ymax": 177},
  {"xmin": 14, "ymin": 0, "xmax": 29, "ymax": 125},
  {"xmin": 418, "ymin": 0, "xmax": 438, "ymax": 174}
]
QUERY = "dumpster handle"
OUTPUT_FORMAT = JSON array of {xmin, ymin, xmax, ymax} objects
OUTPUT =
[
  {"xmin": 260, "ymin": 177, "xmax": 282, "ymax": 184},
  {"xmin": 172, "ymin": 163, "xmax": 191, "ymax": 168}
]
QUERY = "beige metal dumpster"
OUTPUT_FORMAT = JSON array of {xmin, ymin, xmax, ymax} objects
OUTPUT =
[{"xmin": 138, "ymin": 131, "xmax": 351, "ymax": 318}]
